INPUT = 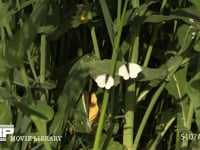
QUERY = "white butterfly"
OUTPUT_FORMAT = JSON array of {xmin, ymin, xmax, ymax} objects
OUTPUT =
[
  {"xmin": 118, "ymin": 63, "xmax": 142, "ymax": 80},
  {"xmin": 94, "ymin": 74, "xmax": 114, "ymax": 89}
]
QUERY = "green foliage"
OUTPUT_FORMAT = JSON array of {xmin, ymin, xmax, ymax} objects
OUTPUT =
[
  {"xmin": 5, "ymin": 0, "xmax": 49, "ymax": 68},
  {"xmin": 0, "ymin": 104, "xmax": 12, "ymax": 124},
  {"xmin": 1, "ymin": 0, "xmax": 200, "ymax": 149}
]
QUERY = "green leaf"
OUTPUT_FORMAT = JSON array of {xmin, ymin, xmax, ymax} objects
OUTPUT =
[
  {"xmin": 32, "ymin": 101, "xmax": 54, "ymax": 121},
  {"xmin": 194, "ymin": 39, "xmax": 200, "ymax": 52},
  {"xmin": 15, "ymin": 114, "xmax": 31, "ymax": 135},
  {"xmin": 81, "ymin": 59, "xmax": 168, "ymax": 83},
  {"xmin": 12, "ymin": 101, "xmax": 49, "ymax": 120},
  {"xmin": 48, "ymin": 2, "xmax": 99, "ymax": 40},
  {"xmin": 0, "ymin": 58, "xmax": 10, "ymax": 82},
  {"xmin": 0, "ymin": 1, "xmax": 11, "ymax": 28},
  {"xmin": 30, "ymin": 116, "xmax": 51, "ymax": 149},
  {"xmin": 10, "ymin": 69, "xmax": 34, "ymax": 87},
  {"xmin": 28, "ymin": 102, "xmax": 54, "ymax": 150},
  {"xmin": 37, "ymin": 1, "xmax": 59, "ymax": 34},
  {"xmin": 177, "ymin": 24, "xmax": 197, "ymax": 54},
  {"xmin": 50, "ymin": 55, "xmax": 97, "ymax": 136},
  {"xmin": 148, "ymin": 108, "xmax": 177, "ymax": 149},
  {"xmin": 190, "ymin": 0, "xmax": 200, "ymax": 12},
  {"xmin": 5, "ymin": 0, "xmax": 49, "ymax": 68},
  {"xmin": 186, "ymin": 72, "xmax": 200, "ymax": 109},
  {"xmin": 140, "ymin": 66, "xmax": 167, "ymax": 81},
  {"xmin": 145, "ymin": 6, "xmax": 200, "ymax": 30},
  {"xmin": 0, "ymin": 44, "xmax": 10, "ymax": 82},
  {"xmin": 165, "ymin": 67, "xmax": 187, "ymax": 99},
  {"xmin": 5, "ymin": 91, "xmax": 53, "ymax": 122},
  {"xmin": 107, "ymin": 138, "xmax": 123, "ymax": 150},
  {"xmin": 124, "ymin": 1, "xmax": 155, "ymax": 26},
  {"xmin": 70, "ymin": 94, "xmax": 91, "ymax": 133},
  {"xmin": 165, "ymin": 56, "xmax": 183, "ymax": 81},
  {"xmin": 99, "ymin": 0, "xmax": 114, "ymax": 47},
  {"xmin": 186, "ymin": 72, "xmax": 200, "ymax": 130},
  {"xmin": 0, "ymin": 104, "xmax": 12, "ymax": 124}
]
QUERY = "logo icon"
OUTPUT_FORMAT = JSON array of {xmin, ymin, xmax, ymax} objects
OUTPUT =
[{"xmin": 0, "ymin": 125, "xmax": 14, "ymax": 141}]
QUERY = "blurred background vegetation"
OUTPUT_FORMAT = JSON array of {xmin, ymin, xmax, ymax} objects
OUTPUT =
[{"xmin": 1, "ymin": 0, "xmax": 200, "ymax": 149}]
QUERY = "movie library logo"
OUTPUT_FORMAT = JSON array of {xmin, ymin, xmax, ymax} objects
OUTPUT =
[
  {"xmin": 0, "ymin": 125, "xmax": 62, "ymax": 142},
  {"xmin": 0, "ymin": 125, "xmax": 14, "ymax": 141}
]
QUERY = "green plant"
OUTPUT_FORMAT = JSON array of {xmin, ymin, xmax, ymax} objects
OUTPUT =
[{"xmin": 1, "ymin": 0, "xmax": 200, "ymax": 150}]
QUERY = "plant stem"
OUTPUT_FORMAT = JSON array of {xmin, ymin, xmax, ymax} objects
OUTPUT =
[
  {"xmin": 181, "ymin": 97, "xmax": 194, "ymax": 147},
  {"xmin": 27, "ymin": 45, "xmax": 38, "ymax": 80},
  {"xmin": 90, "ymin": 26, "xmax": 100, "ymax": 58},
  {"xmin": 132, "ymin": 0, "xmax": 139, "ymax": 8},
  {"xmin": 143, "ymin": 25, "xmax": 160, "ymax": 67},
  {"xmin": 133, "ymin": 82, "xmax": 166, "ymax": 150},
  {"xmin": 83, "ymin": 0, "xmax": 100, "ymax": 58},
  {"xmin": 93, "ymin": 90, "xmax": 110, "ymax": 149},
  {"xmin": 123, "ymin": 21, "xmax": 140, "ymax": 149},
  {"xmin": 175, "ymin": 129, "xmax": 180, "ymax": 150},
  {"xmin": 93, "ymin": 0, "xmax": 129, "ymax": 149},
  {"xmin": 40, "ymin": 34, "xmax": 47, "ymax": 103},
  {"xmin": 123, "ymin": 83, "xmax": 136, "ymax": 149}
]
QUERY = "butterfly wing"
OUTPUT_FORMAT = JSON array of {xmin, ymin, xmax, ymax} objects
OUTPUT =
[
  {"xmin": 95, "ymin": 74, "xmax": 106, "ymax": 88},
  {"xmin": 128, "ymin": 63, "xmax": 142, "ymax": 79},
  {"xmin": 105, "ymin": 76, "xmax": 114, "ymax": 89},
  {"xmin": 118, "ymin": 65, "xmax": 129, "ymax": 80},
  {"xmin": 89, "ymin": 93, "xmax": 99, "ymax": 125}
]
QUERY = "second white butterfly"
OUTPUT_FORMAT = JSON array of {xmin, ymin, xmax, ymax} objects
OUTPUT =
[{"xmin": 118, "ymin": 63, "xmax": 142, "ymax": 80}]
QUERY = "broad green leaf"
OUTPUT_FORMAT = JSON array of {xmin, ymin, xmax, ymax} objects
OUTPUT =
[
  {"xmin": 81, "ymin": 59, "xmax": 168, "ymax": 83},
  {"xmin": 165, "ymin": 67, "xmax": 187, "ymax": 99},
  {"xmin": 166, "ymin": 56, "xmax": 183, "ymax": 80},
  {"xmin": 189, "ymin": 0, "xmax": 200, "ymax": 12},
  {"xmin": 140, "ymin": 66, "xmax": 167, "ymax": 81},
  {"xmin": 5, "ymin": 0, "xmax": 49, "ymax": 68},
  {"xmin": 9, "ymin": 96, "xmax": 53, "ymax": 121},
  {"xmin": 177, "ymin": 24, "xmax": 197, "ymax": 54},
  {"xmin": 70, "ymin": 94, "xmax": 91, "ymax": 133},
  {"xmin": 12, "ymin": 101, "xmax": 49, "ymax": 120},
  {"xmin": 145, "ymin": 8, "xmax": 200, "ymax": 28},
  {"xmin": 186, "ymin": 72, "xmax": 200, "ymax": 130},
  {"xmin": 50, "ymin": 69, "xmax": 89, "ymax": 136},
  {"xmin": 0, "ymin": 1, "xmax": 11, "ymax": 28},
  {"xmin": 69, "ymin": 54, "xmax": 99, "ymax": 75},
  {"xmin": 144, "ymin": 15, "xmax": 186, "ymax": 23},
  {"xmin": 107, "ymin": 140, "xmax": 123, "ymax": 150},
  {"xmin": 186, "ymin": 72, "xmax": 200, "ymax": 109},
  {"xmin": 194, "ymin": 39, "xmax": 200, "ymax": 52},
  {"xmin": 32, "ymin": 101, "xmax": 54, "ymax": 121},
  {"xmin": 0, "ymin": 104, "xmax": 12, "ymax": 124},
  {"xmin": 50, "ymin": 55, "xmax": 97, "ymax": 136},
  {"xmin": 124, "ymin": 1, "xmax": 155, "ymax": 26}
]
